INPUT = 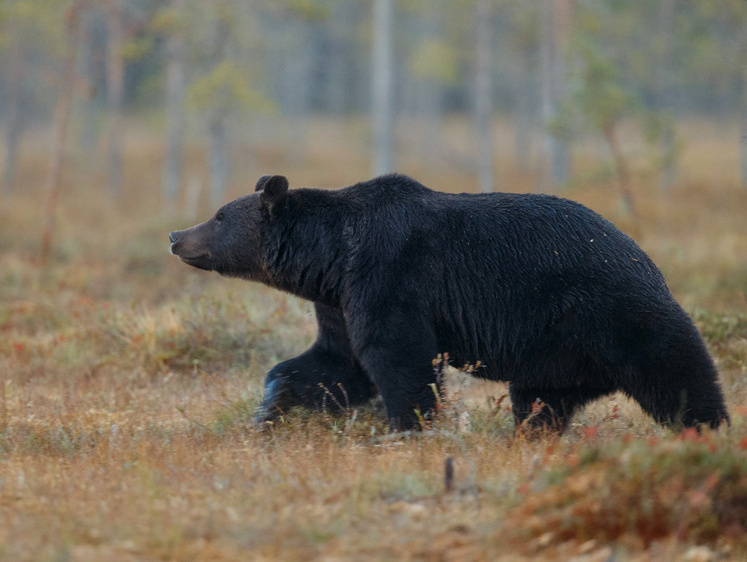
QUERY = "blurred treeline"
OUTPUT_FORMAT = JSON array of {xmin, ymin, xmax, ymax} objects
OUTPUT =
[{"xmin": 1, "ymin": 0, "xmax": 747, "ymax": 208}]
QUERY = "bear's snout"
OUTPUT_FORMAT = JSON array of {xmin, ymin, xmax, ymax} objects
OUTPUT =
[{"xmin": 168, "ymin": 225, "xmax": 214, "ymax": 271}]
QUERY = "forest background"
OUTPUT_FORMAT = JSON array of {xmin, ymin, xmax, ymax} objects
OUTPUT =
[{"xmin": 1, "ymin": 0, "xmax": 746, "ymax": 560}]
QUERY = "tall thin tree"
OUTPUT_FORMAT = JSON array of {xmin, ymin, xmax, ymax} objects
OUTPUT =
[
  {"xmin": 741, "ymin": 15, "xmax": 747, "ymax": 188},
  {"xmin": 371, "ymin": 0, "xmax": 394, "ymax": 176},
  {"xmin": 207, "ymin": 15, "xmax": 230, "ymax": 207},
  {"xmin": 539, "ymin": 0, "xmax": 571, "ymax": 190},
  {"xmin": 41, "ymin": 3, "xmax": 82, "ymax": 266},
  {"xmin": 163, "ymin": 0, "xmax": 186, "ymax": 211},
  {"xmin": 78, "ymin": 6, "xmax": 102, "ymax": 153},
  {"xmin": 658, "ymin": 0, "xmax": 677, "ymax": 190},
  {"xmin": 511, "ymin": 6, "xmax": 536, "ymax": 172},
  {"xmin": 475, "ymin": 0, "xmax": 494, "ymax": 193},
  {"xmin": 105, "ymin": 0, "xmax": 124, "ymax": 199},
  {"xmin": 1, "ymin": 34, "xmax": 23, "ymax": 195}
]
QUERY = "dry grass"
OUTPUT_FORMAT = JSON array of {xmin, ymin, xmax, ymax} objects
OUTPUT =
[{"xmin": 0, "ymin": 117, "xmax": 745, "ymax": 561}]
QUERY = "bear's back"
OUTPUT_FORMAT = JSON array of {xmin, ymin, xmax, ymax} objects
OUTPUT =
[{"xmin": 337, "ymin": 174, "xmax": 656, "ymax": 280}]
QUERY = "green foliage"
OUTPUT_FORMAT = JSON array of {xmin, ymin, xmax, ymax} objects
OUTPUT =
[
  {"xmin": 692, "ymin": 310, "xmax": 747, "ymax": 343},
  {"xmin": 568, "ymin": 38, "xmax": 634, "ymax": 135},
  {"xmin": 409, "ymin": 38, "xmax": 458, "ymax": 84},
  {"xmin": 285, "ymin": 0, "xmax": 330, "ymax": 22},
  {"xmin": 150, "ymin": 4, "xmax": 188, "ymax": 35},
  {"xmin": 120, "ymin": 37, "xmax": 154, "ymax": 62},
  {"xmin": 368, "ymin": 470, "xmax": 437, "ymax": 502},
  {"xmin": 0, "ymin": 0, "xmax": 66, "ymax": 53},
  {"xmin": 516, "ymin": 435, "xmax": 747, "ymax": 547},
  {"xmin": 186, "ymin": 59, "xmax": 273, "ymax": 114}
]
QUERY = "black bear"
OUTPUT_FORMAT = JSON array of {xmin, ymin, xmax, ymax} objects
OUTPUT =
[{"xmin": 169, "ymin": 174, "xmax": 730, "ymax": 432}]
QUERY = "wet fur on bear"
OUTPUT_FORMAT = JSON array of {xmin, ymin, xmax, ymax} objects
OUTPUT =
[{"xmin": 169, "ymin": 173, "xmax": 730, "ymax": 432}]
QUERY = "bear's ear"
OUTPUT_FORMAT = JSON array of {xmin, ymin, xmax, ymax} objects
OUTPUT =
[
  {"xmin": 259, "ymin": 175, "xmax": 289, "ymax": 212},
  {"xmin": 254, "ymin": 175, "xmax": 272, "ymax": 192}
]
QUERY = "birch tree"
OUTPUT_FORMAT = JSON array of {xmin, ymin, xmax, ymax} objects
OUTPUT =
[
  {"xmin": 0, "ymin": 0, "xmax": 61, "ymax": 194},
  {"xmin": 42, "ymin": 2, "xmax": 83, "ymax": 266},
  {"xmin": 1, "ymin": 33, "xmax": 23, "ymax": 195},
  {"xmin": 371, "ymin": 0, "xmax": 395, "ymax": 176},
  {"xmin": 474, "ymin": 0, "xmax": 494, "ymax": 193},
  {"xmin": 157, "ymin": 0, "xmax": 187, "ymax": 210},
  {"xmin": 539, "ymin": 0, "xmax": 572, "ymax": 190},
  {"xmin": 105, "ymin": 0, "xmax": 125, "ymax": 199},
  {"xmin": 657, "ymin": 0, "xmax": 677, "ymax": 190},
  {"xmin": 742, "ymin": 33, "xmax": 747, "ymax": 188},
  {"xmin": 206, "ymin": 15, "xmax": 230, "ymax": 207},
  {"xmin": 738, "ymin": 8, "xmax": 747, "ymax": 188},
  {"xmin": 510, "ymin": 5, "xmax": 538, "ymax": 172},
  {"xmin": 185, "ymin": 2, "xmax": 271, "ymax": 207}
]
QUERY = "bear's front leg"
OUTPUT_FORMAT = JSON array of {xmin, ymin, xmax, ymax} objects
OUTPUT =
[
  {"xmin": 252, "ymin": 347, "xmax": 375, "ymax": 424},
  {"xmin": 347, "ymin": 312, "xmax": 441, "ymax": 432}
]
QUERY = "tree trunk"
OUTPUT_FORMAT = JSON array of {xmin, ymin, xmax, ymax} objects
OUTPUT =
[
  {"xmin": 539, "ymin": 0, "xmax": 572, "ymax": 191},
  {"xmin": 410, "ymin": 4, "xmax": 444, "ymax": 163},
  {"xmin": 658, "ymin": 0, "xmax": 676, "ymax": 190},
  {"xmin": 2, "ymin": 37, "xmax": 23, "ymax": 195},
  {"xmin": 105, "ymin": 0, "xmax": 125, "ymax": 199},
  {"xmin": 741, "ymin": 70, "xmax": 747, "ymax": 188},
  {"xmin": 79, "ymin": 7, "xmax": 102, "ymax": 153},
  {"xmin": 538, "ymin": 0, "xmax": 554, "ymax": 191},
  {"xmin": 325, "ymin": 2, "xmax": 354, "ymax": 115},
  {"xmin": 41, "ymin": 5, "xmax": 81, "ymax": 266},
  {"xmin": 163, "ymin": 0, "xmax": 186, "ymax": 211},
  {"xmin": 207, "ymin": 16, "xmax": 230, "ymax": 207},
  {"xmin": 281, "ymin": 19, "xmax": 313, "ymax": 165},
  {"xmin": 741, "ymin": 20, "xmax": 747, "ymax": 188},
  {"xmin": 513, "ymin": 42, "xmax": 532, "ymax": 172},
  {"xmin": 208, "ymin": 109, "xmax": 228, "ymax": 207},
  {"xmin": 475, "ymin": 0, "xmax": 494, "ymax": 193},
  {"xmin": 603, "ymin": 123, "xmax": 637, "ymax": 222},
  {"xmin": 371, "ymin": 0, "xmax": 395, "ymax": 176},
  {"xmin": 552, "ymin": 0, "xmax": 571, "ymax": 186}
]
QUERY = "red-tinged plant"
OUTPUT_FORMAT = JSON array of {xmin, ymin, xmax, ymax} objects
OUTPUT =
[
  {"xmin": 681, "ymin": 427, "xmax": 700, "ymax": 442},
  {"xmin": 583, "ymin": 425, "xmax": 598, "ymax": 439},
  {"xmin": 509, "ymin": 437, "xmax": 747, "ymax": 550}
]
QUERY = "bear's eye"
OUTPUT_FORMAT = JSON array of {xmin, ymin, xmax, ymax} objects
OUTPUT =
[{"xmin": 215, "ymin": 212, "xmax": 225, "ymax": 223}]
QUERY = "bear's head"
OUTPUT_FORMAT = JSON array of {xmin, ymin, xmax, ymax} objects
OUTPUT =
[{"xmin": 169, "ymin": 174, "xmax": 289, "ymax": 280}]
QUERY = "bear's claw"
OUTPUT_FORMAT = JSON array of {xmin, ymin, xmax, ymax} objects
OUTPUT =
[{"xmin": 252, "ymin": 374, "xmax": 295, "ymax": 427}]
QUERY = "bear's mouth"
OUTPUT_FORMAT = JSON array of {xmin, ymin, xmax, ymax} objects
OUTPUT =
[{"xmin": 179, "ymin": 253, "xmax": 212, "ymax": 270}]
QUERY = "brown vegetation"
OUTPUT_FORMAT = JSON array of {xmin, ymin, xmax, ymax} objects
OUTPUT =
[{"xmin": 0, "ymin": 120, "xmax": 745, "ymax": 560}]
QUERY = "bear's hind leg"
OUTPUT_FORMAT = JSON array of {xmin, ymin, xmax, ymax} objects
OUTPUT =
[
  {"xmin": 621, "ymin": 364, "xmax": 729, "ymax": 430},
  {"xmin": 510, "ymin": 385, "xmax": 614, "ymax": 435},
  {"xmin": 616, "ymin": 309, "xmax": 730, "ymax": 430}
]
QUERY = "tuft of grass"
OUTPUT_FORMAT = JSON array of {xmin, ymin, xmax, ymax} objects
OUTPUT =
[
  {"xmin": 693, "ymin": 309, "xmax": 747, "ymax": 343},
  {"xmin": 0, "ymin": 118, "xmax": 746, "ymax": 559},
  {"xmin": 509, "ymin": 432, "xmax": 747, "ymax": 552}
]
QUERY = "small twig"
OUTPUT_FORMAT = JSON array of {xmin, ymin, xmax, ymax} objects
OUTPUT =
[
  {"xmin": 318, "ymin": 383, "xmax": 346, "ymax": 412},
  {"xmin": 175, "ymin": 406, "xmax": 211, "ymax": 431},
  {"xmin": 444, "ymin": 457, "xmax": 455, "ymax": 493}
]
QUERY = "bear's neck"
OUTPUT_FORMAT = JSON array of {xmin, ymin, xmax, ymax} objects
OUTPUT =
[{"xmin": 263, "ymin": 192, "xmax": 347, "ymax": 306}]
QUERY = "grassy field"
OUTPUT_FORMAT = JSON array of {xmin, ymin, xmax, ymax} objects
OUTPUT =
[{"xmin": 1, "ymin": 119, "xmax": 746, "ymax": 561}]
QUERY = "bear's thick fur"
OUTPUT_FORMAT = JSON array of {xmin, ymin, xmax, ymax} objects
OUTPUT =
[{"xmin": 170, "ymin": 174, "xmax": 730, "ymax": 432}]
